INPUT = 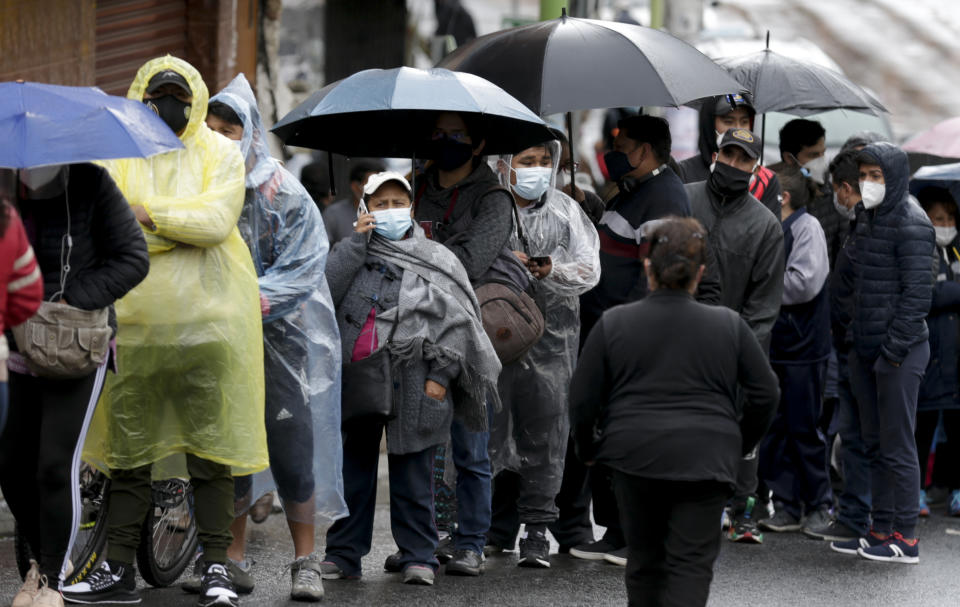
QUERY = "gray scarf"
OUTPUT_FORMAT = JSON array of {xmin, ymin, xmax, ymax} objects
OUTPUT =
[{"xmin": 369, "ymin": 226, "xmax": 501, "ymax": 431}]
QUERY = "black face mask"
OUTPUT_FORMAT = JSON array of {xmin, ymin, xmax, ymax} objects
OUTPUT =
[
  {"xmin": 709, "ymin": 162, "xmax": 752, "ymax": 198},
  {"xmin": 145, "ymin": 95, "xmax": 191, "ymax": 134},
  {"xmin": 604, "ymin": 150, "xmax": 636, "ymax": 183},
  {"xmin": 431, "ymin": 137, "xmax": 474, "ymax": 171}
]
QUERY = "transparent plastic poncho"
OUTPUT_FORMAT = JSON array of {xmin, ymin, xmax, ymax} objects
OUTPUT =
[
  {"xmin": 488, "ymin": 141, "xmax": 601, "ymax": 476},
  {"xmin": 84, "ymin": 55, "xmax": 268, "ymax": 476},
  {"xmin": 211, "ymin": 74, "xmax": 346, "ymax": 525}
]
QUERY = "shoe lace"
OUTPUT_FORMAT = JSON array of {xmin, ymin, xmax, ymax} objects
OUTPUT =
[
  {"xmin": 202, "ymin": 564, "xmax": 233, "ymax": 591},
  {"xmin": 282, "ymin": 554, "xmax": 322, "ymax": 583},
  {"xmin": 83, "ymin": 565, "xmax": 119, "ymax": 591}
]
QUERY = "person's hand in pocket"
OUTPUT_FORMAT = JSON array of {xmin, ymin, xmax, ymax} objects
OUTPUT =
[{"xmin": 424, "ymin": 379, "xmax": 447, "ymax": 401}]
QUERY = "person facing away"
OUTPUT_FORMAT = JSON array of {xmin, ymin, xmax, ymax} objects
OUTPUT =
[
  {"xmin": 323, "ymin": 159, "xmax": 385, "ymax": 245},
  {"xmin": 65, "ymin": 55, "xmax": 267, "ymax": 607},
  {"xmin": 319, "ymin": 171, "xmax": 500, "ymax": 587},
  {"xmin": 206, "ymin": 72, "xmax": 346, "ymax": 602},
  {"xmin": 676, "ymin": 93, "xmax": 782, "ymax": 217},
  {"xmin": 569, "ymin": 216, "xmax": 779, "ymax": 607},
  {"xmin": 757, "ymin": 166, "xmax": 834, "ymax": 536},
  {"xmin": 684, "ymin": 127, "xmax": 785, "ymax": 545},
  {"xmin": 828, "ymin": 141, "xmax": 934, "ymax": 564},
  {"xmin": 485, "ymin": 141, "xmax": 600, "ymax": 568}
]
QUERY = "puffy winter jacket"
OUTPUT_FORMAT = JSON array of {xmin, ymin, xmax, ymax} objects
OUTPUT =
[
  {"xmin": 918, "ymin": 241, "xmax": 960, "ymax": 411},
  {"xmin": 851, "ymin": 142, "xmax": 935, "ymax": 364}
]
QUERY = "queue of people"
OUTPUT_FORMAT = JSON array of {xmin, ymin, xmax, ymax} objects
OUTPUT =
[{"xmin": 0, "ymin": 52, "xmax": 951, "ymax": 607}]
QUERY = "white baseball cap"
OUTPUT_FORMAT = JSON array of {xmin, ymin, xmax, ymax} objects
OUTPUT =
[{"xmin": 363, "ymin": 171, "xmax": 412, "ymax": 197}]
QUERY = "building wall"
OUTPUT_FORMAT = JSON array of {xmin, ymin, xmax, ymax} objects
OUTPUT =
[{"xmin": 0, "ymin": 0, "xmax": 96, "ymax": 85}]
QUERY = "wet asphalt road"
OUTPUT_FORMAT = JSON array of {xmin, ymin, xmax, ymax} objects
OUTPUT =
[{"xmin": 3, "ymin": 505, "xmax": 960, "ymax": 607}]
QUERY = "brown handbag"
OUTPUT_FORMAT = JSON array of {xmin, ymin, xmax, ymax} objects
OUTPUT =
[{"xmin": 12, "ymin": 301, "xmax": 110, "ymax": 378}]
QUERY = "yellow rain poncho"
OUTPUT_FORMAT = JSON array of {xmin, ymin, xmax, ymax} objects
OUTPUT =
[{"xmin": 84, "ymin": 55, "xmax": 268, "ymax": 475}]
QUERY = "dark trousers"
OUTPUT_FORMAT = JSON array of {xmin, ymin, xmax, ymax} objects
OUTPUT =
[
  {"xmin": 835, "ymin": 351, "xmax": 872, "ymax": 535},
  {"xmin": 107, "ymin": 455, "xmax": 233, "ymax": 565},
  {"xmin": 758, "ymin": 361, "xmax": 832, "ymax": 518},
  {"xmin": 325, "ymin": 420, "xmax": 439, "ymax": 576},
  {"xmin": 549, "ymin": 434, "xmax": 595, "ymax": 548},
  {"xmin": 613, "ymin": 473, "xmax": 729, "ymax": 607},
  {"xmin": 849, "ymin": 342, "xmax": 929, "ymax": 538},
  {"xmin": 0, "ymin": 367, "xmax": 106, "ymax": 583},
  {"xmin": 916, "ymin": 409, "xmax": 960, "ymax": 489}
]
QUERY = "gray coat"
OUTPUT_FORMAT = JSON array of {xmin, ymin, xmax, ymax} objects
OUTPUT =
[{"xmin": 326, "ymin": 231, "xmax": 460, "ymax": 454}]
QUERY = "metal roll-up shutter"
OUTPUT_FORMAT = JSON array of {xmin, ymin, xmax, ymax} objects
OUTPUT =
[{"xmin": 95, "ymin": 0, "xmax": 188, "ymax": 96}]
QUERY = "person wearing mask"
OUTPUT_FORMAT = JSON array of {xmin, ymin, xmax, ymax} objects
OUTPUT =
[
  {"xmin": 0, "ymin": 165, "xmax": 140, "ymax": 607},
  {"xmin": 570, "ymin": 216, "xmax": 779, "ymax": 607},
  {"xmin": 684, "ymin": 128, "xmax": 785, "ymax": 544},
  {"xmin": 413, "ymin": 111, "xmax": 513, "ymax": 576},
  {"xmin": 829, "ymin": 142, "xmax": 934, "ymax": 564},
  {"xmin": 63, "ymin": 56, "xmax": 267, "ymax": 607},
  {"xmin": 319, "ymin": 172, "xmax": 499, "ymax": 586},
  {"xmin": 914, "ymin": 186, "xmax": 960, "ymax": 517},
  {"xmin": 202, "ymin": 74, "xmax": 346, "ymax": 602},
  {"xmin": 484, "ymin": 141, "xmax": 600, "ymax": 568},
  {"xmin": 757, "ymin": 166, "xmax": 833, "ymax": 534},
  {"xmin": 676, "ymin": 93, "xmax": 782, "ymax": 217},
  {"xmin": 323, "ymin": 160, "xmax": 385, "ymax": 245}
]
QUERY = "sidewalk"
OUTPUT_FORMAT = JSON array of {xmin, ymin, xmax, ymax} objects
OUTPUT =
[{"xmin": 0, "ymin": 492, "xmax": 12, "ymax": 538}]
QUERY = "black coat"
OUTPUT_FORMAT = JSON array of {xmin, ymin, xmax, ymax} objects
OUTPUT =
[
  {"xmin": 919, "ymin": 243, "xmax": 960, "ymax": 411},
  {"xmin": 16, "ymin": 163, "xmax": 149, "ymax": 326},
  {"xmin": 570, "ymin": 289, "xmax": 780, "ymax": 487}
]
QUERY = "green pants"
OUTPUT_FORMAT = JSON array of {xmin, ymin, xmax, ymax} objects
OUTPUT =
[{"xmin": 106, "ymin": 454, "xmax": 233, "ymax": 565}]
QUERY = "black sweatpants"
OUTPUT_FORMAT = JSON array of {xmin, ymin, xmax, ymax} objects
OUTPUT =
[
  {"xmin": 548, "ymin": 434, "xmax": 594, "ymax": 549},
  {"xmin": 0, "ymin": 365, "xmax": 107, "ymax": 584},
  {"xmin": 613, "ymin": 472, "xmax": 729, "ymax": 607}
]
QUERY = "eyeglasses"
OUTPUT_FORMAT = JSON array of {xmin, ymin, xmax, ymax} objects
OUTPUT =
[
  {"xmin": 431, "ymin": 130, "xmax": 470, "ymax": 143},
  {"xmin": 561, "ymin": 162, "xmax": 580, "ymax": 172}
]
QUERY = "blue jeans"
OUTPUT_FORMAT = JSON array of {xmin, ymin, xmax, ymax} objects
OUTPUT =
[
  {"xmin": 835, "ymin": 350, "xmax": 872, "ymax": 535},
  {"xmin": 450, "ymin": 416, "xmax": 492, "ymax": 555}
]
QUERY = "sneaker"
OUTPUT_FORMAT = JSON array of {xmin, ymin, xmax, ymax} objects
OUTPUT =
[
  {"xmin": 317, "ymin": 561, "xmax": 360, "ymax": 580},
  {"xmin": 800, "ymin": 507, "xmax": 833, "ymax": 536},
  {"xmin": 12, "ymin": 559, "xmax": 40, "ymax": 607},
  {"xmin": 181, "ymin": 553, "xmax": 203, "ymax": 594},
  {"xmin": 249, "ymin": 492, "xmax": 275, "ymax": 524},
  {"xmin": 435, "ymin": 535, "xmax": 455, "ymax": 564},
  {"xmin": 289, "ymin": 554, "xmax": 324, "ymax": 602},
  {"xmin": 948, "ymin": 489, "xmax": 960, "ymax": 517},
  {"xmin": 728, "ymin": 497, "xmax": 763, "ymax": 544},
  {"xmin": 858, "ymin": 532, "xmax": 919, "ymax": 564},
  {"xmin": 830, "ymin": 530, "xmax": 889, "ymax": 555},
  {"xmin": 518, "ymin": 531, "xmax": 550, "ymax": 568},
  {"xmin": 226, "ymin": 559, "xmax": 254, "ymax": 594},
  {"xmin": 803, "ymin": 517, "xmax": 860, "ymax": 542},
  {"xmin": 919, "ymin": 490, "xmax": 930, "ymax": 517},
  {"xmin": 568, "ymin": 539, "xmax": 619, "ymax": 560},
  {"xmin": 444, "ymin": 549, "xmax": 484, "ymax": 576},
  {"xmin": 401, "ymin": 565, "xmax": 435, "ymax": 586},
  {"xmin": 197, "ymin": 563, "xmax": 239, "ymax": 607},
  {"xmin": 758, "ymin": 507, "xmax": 801, "ymax": 532},
  {"xmin": 384, "ymin": 551, "xmax": 403, "ymax": 573},
  {"xmin": 62, "ymin": 561, "xmax": 140, "ymax": 605},
  {"xmin": 602, "ymin": 547, "xmax": 628, "ymax": 567},
  {"xmin": 33, "ymin": 581, "xmax": 64, "ymax": 607}
]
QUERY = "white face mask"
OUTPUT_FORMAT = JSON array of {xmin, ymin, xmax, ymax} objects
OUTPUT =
[
  {"xmin": 803, "ymin": 155, "xmax": 829, "ymax": 185},
  {"xmin": 715, "ymin": 130, "xmax": 725, "ymax": 149},
  {"xmin": 833, "ymin": 191, "xmax": 856, "ymax": 220},
  {"xmin": 860, "ymin": 180, "xmax": 886, "ymax": 209},
  {"xmin": 19, "ymin": 165, "xmax": 63, "ymax": 190},
  {"xmin": 935, "ymin": 226, "xmax": 957, "ymax": 247},
  {"xmin": 510, "ymin": 166, "xmax": 552, "ymax": 201}
]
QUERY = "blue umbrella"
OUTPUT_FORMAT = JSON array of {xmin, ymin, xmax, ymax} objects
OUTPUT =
[
  {"xmin": 0, "ymin": 81, "xmax": 184, "ymax": 168},
  {"xmin": 910, "ymin": 162, "xmax": 960, "ymax": 204},
  {"xmin": 271, "ymin": 67, "xmax": 555, "ymax": 158}
]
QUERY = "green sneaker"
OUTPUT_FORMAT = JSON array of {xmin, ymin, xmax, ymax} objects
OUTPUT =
[{"xmin": 728, "ymin": 496, "xmax": 764, "ymax": 544}]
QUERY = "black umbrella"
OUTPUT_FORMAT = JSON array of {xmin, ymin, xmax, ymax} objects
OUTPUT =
[{"xmin": 437, "ymin": 10, "xmax": 742, "ymax": 194}]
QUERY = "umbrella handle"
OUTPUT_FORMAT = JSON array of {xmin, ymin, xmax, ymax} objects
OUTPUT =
[
  {"xmin": 566, "ymin": 111, "xmax": 579, "ymax": 201},
  {"xmin": 328, "ymin": 152, "xmax": 337, "ymax": 198}
]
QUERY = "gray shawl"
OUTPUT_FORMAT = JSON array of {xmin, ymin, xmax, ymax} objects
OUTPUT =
[{"xmin": 369, "ymin": 226, "xmax": 501, "ymax": 431}]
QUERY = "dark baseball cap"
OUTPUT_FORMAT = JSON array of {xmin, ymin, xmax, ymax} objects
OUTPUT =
[
  {"xmin": 146, "ymin": 70, "xmax": 191, "ymax": 95},
  {"xmin": 714, "ymin": 92, "xmax": 755, "ymax": 116},
  {"xmin": 719, "ymin": 128, "xmax": 761, "ymax": 159}
]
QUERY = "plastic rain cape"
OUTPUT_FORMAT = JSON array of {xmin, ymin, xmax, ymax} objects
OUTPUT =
[
  {"xmin": 488, "ymin": 141, "xmax": 601, "ymax": 476},
  {"xmin": 211, "ymin": 73, "xmax": 346, "ymax": 525},
  {"xmin": 83, "ymin": 56, "xmax": 268, "ymax": 477}
]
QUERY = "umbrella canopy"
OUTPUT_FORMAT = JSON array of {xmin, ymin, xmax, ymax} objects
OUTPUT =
[
  {"xmin": 437, "ymin": 14, "xmax": 743, "ymax": 115},
  {"xmin": 717, "ymin": 49, "xmax": 887, "ymax": 117},
  {"xmin": 271, "ymin": 67, "xmax": 554, "ymax": 157},
  {"xmin": 0, "ymin": 81, "xmax": 184, "ymax": 168},
  {"xmin": 903, "ymin": 117, "xmax": 960, "ymax": 159},
  {"xmin": 910, "ymin": 161, "xmax": 960, "ymax": 204}
]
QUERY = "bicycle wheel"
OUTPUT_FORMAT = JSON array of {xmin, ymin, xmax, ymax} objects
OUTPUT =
[
  {"xmin": 14, "ymin": 464, "xmax": 110, "ymax": 585},
  {"xmin": 136, "ymin": 478, "xmax": 198, "ymax": 587}
]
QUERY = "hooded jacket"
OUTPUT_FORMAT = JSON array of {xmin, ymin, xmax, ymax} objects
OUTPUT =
[
  {"xmin": 918, "ymin": 237, "xmax": 960, "ymax": 411},
  {"xmin": 852, "ymin": 142, "xmax": 935, "ymax": 365},
  {"xmin": 676, "ymin": 96, "xmax": 782, "ymax": 217},
  {"xmin": 685, "ymin": 176, "xmax": 785, "ymax": 350},
  {"xmin": 85, "ymin": 56, "xmax": 268, "ymax": 475}
]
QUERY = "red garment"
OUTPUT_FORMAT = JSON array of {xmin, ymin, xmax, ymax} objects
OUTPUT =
[
  {"xmin": 0, "ymin": 206, "xmax": 42, "ymax": 332},
  {"xmin": 350, "ymin": 306, "xmax": 379, "ymax": 362}
]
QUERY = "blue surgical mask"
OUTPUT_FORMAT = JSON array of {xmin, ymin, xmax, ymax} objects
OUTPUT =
[
  {"xmin": 511, "ymin": 166, "xmax": 552, "ymax": 201},
  {"xmin": 372, "ymin": 208, "xmax": 413, "ymax": 240}
]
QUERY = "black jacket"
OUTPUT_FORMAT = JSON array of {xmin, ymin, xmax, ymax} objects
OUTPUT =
[
  {"xmin": 570, "ymin": 289, "xmax": 780, "ymax": 486},
  {"xmin": 852, "ymin": 142, "xmax": 935, "ymax": 364},
  {"xmin": 919, "ymin": 242, "xmax": 960, "ymax": 411},
  {"xmin": 16, "ymin": 163, "xmax": 149, "ymax": 327}
]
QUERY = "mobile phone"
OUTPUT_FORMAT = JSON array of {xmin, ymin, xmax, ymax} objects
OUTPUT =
[
  {"xmin": 529, "ymin": 256, "xmax": 551, "ymax": 266},
  {"xmin": 357, "ymin": 200, "xmax": 369, "ymax": 216}
]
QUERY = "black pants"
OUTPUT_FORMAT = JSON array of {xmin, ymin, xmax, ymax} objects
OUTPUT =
[
  {"xmin": 549, "ymin": 434, "xmax": 595, "ymax": 549},
  {"xmin": 0, "ymin": 365, "xmax": 107, "ymax": 583},
  {"xmin": 916, "ymin": 409, "xmax": 960, "ymax": 489},
  {"xmin": 613, "ymin": 472, "xmax": 729, "ymax": 607}
]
